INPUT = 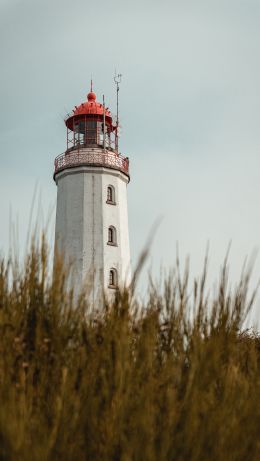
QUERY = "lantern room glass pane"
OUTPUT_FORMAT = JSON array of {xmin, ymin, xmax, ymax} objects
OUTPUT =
[
  {"xmin": 86, "ymin": 120, "xmax": 96, "ymax": 129},
  {"xmin": 71, "ymin": 118, "xmax": 100, "ymax": 147},
  {"xmin": 74, "ymin": 120, "xmax": 85, "ymax": 134},
  {"xmin": 86, "ymin": 120, "xmax": 97, "ymax": 144}
]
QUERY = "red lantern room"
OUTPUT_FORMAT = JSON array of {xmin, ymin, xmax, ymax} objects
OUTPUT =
[
  {"xmin": 65, "ymin": 84, "xmax": 117, "ymax": 151},
  {"xmin": 54, "ymin": 83, "xmax": 129, "ymax": 178}
]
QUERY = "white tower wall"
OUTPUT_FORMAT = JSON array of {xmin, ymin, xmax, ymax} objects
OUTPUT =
[{"xmin": 54, "ymin": 160, "xmax": 131, "ymax": 306}]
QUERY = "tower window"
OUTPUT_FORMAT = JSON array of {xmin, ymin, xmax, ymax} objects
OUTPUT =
[
  {"xmin": 107, "ymin": 226, "xmax": 117, "ymax": 246},
  {"xmin": 107, "ymin": 185, "xmax": 116, "ymax": 204},
  {"xmin": 108, "ymin": 268, "xmax": 118, "ymax": 288}
]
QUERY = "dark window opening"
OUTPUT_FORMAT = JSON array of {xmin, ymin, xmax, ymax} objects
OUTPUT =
[
  {"xmin": 107, "ymin": 185, "xmax": 115, "ymax": 204},
  {"xmin": 109, "ymin": 269, "xmax": 117, "ymax": 288},
  {"xmin": 107, "ymin": 226, "xmax": 117, "ymax": 245}
]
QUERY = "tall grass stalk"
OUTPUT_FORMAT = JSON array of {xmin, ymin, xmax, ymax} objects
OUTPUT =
[{"xmin": 0, "ymin": 236, "xmax": 259, "ymax": 461}]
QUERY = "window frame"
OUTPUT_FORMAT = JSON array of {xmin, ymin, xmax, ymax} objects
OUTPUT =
[
  {"xmin": 106, "ymin": 185, "xmax": 116, "ymax": 205},
  {"xmin": 107, "ymin": 225, "xmax": 117, "ymax": 246},
  {"xmin": 108, "ymin": 268, "xmax": 118, "ymax": 288}
]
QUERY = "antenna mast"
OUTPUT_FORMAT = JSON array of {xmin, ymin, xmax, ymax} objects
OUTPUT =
[
  {"xmin": 114, "ymin": 72, "xmax": 122, "ymax": 152},
  {"xmin": 103, "ymin": 95, "xmax": 106, "ymax": 150}
]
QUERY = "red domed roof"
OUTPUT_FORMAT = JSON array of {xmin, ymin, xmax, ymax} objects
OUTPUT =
[
  {"xmin": 65, "ymin": 86, "xmax": 114, "ymax": 131},
  {"xmin": 71, "ymin": 91, "xmax": 111, "ymax": 118}
]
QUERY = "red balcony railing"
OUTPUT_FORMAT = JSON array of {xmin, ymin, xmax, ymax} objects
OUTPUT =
[{"xmin": 54, "ymin": 148, "xmax": 129, "ymax": 177}]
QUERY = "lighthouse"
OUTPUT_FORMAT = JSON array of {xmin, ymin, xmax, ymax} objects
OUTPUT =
[{"xmin": 53, "ymin": 82, "xmax": 131, "ymax": 306}]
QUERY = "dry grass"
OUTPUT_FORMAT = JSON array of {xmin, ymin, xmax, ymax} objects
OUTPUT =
[{"xmin": 0, "ymin": 237, "xmax": 259, "ymax": 461}]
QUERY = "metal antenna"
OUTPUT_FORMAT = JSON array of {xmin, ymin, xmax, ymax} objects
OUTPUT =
[
  {"xmin": 114, "ymin": 71, "xmax": 122, "ymax": 152},
  {"xmin": 103, "ymin": 95, "xmax": 106, "ymax": 150}
]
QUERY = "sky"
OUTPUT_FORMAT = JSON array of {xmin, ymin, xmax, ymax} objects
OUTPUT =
[{"xmin": 1, "ymin": 0, "xmax": 260, "ymax": 321}]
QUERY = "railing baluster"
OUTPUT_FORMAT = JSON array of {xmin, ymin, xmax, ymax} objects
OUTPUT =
[{"xmin": 54, "ymin": 149, "xmax": 129, "ymax": 176}]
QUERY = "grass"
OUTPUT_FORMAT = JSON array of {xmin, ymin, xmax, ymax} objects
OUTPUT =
[{"xmin": 0, "ymin": 236, "xmax": 259, "ymax": 460}]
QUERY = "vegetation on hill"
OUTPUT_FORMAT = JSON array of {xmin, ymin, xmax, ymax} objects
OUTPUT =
[{"xmin": 0, "ymin": 238, "xmax": 259, "ymax": 461}]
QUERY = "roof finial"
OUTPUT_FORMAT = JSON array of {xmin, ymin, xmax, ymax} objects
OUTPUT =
[{"xmin": 90, "ymin": 78, "xmax": 93, "ymax": 92}]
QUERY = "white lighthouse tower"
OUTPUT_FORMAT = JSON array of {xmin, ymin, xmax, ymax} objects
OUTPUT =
[{"xmin": 53, "ymin": 82, "xmax": 131, "ymax": 306}]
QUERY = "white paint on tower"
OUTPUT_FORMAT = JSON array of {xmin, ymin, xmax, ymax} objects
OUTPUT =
[{"xmin": 53, "ymin": 88, "xmax": 131, "ymax": 307}]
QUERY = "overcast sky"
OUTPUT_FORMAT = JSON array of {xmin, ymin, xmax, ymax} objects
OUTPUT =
[{"xmin": 1, "ymin": 0, "xmax": 260, "ymax": 320}]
